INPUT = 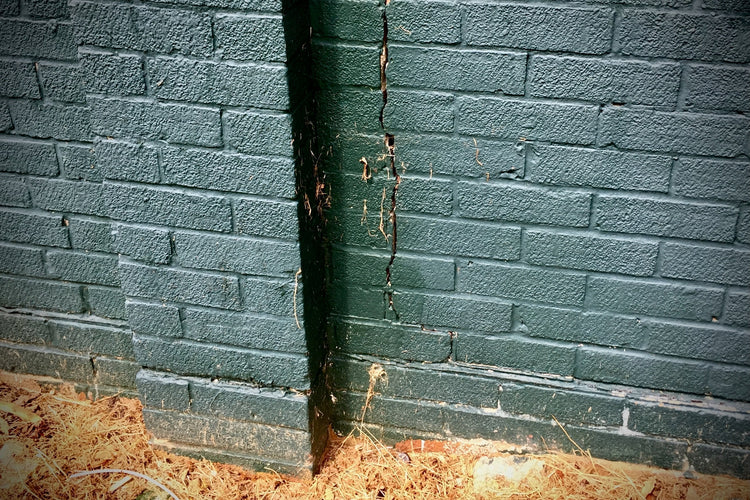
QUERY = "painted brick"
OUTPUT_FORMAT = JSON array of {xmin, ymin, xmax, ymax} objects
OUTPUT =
[
  {"xmin": 455, "ymin": 333, "xmax": 576, "ymax": 376},
  {"xmin": 441, "ymin": 406, "xmax": 555, "ymax": 445},
  {"xmin": 598, "ymin": 107, "xmax": 749, "ymax": 157},
  {"xmin": 0, "ymin": 0, "xmax": 19, "ymax": 15},
  {"xmin": 517, "ymin": 305, "xmax": 647, "ymax": 348},
  {"xmin": 190, "ymin": 378, "xmax": 308, "ymax": 430},
  {"xmin": 94, "ymin": 138, "xmax": 159, "ymax": 184},
  {"xmin": 214, "ymin": 14, "xmax": 286, "ymax": 62},
  {"xmin": 51, "ymin": 321, "xmax": 133, "ymax": 358},
  {"xmin": 161, "ymin": 146, "xmax": 295, "ymax": 198},
  {"xmin": 525, "ymin": 230, "xmax": 658, "ymax": 276},
  {"xmin": 93, "ymin": 357, "xmax": 138, "ymax": 388},
  {"xmin": 738, "ymin": 207, "xmax": 750, "ymax": 244},
  {"xmin": 529, "ymin": 55, "xmax": 679, "ymax": 106},
  {"xmin": 702, "ymin": 0, "xmax": 750, "ymax": 12},
  {"xmin": 457, "ymin": 181, "xmax": 591, "ymax": 227},
  {"xmin": 0, "ymin": 174, "xmax": 31, "ymax": 207},
  {"xmin": 0, "ymin": 275, "xmax": 83, "ymax": 313},
  {"xmin": 86, "ymin": 286, "xmax": 127, "ymax": 320},
  {"xmin": 0, "ymin": 61, "xmax": 40, "ymax": 98},
  {"xmin": 149, "ymin": 58, "xmax": 288, "ymax": 110},
  {"xmin": 28, "ymin": 178, "xmax": 107, "ymax": 217},
  {"xmin": 334, "ymin": 391, "xmax": 444, "ymax": 433},
  {"xmin": 644, "ymin": 320, "xmax": 750, "ymax": 366},
  {"xmin": 312, "ymin": 41, "xmax": 379, "ymax": 87},
  {"xmin": 616, "ymin": 10, "xmax": 750, "ymax": 63},
  {"xmin": 224, "ymin": 110, "xmax": 292, "ymax": 156},
  {"xmin": 175, "ymin": 232, "xmax": 299, "ymax": 277},
  {"xmin": 182, "ymin": 308, "xmax": 304, "ymax": 352},
  {"xmin": 596, "ymin": 195, "xmax": 738, "ymax": 242},
  {"xmin": 672, "ymin": 158, "xmax": 750, "ymax": 202},
  {"xmin": 0, "ymin": 104, "xmax": 11, "ymax": 131},
  {"xmin": 456, "ymin": 261, "xmax": 586, "ymax": 305},
  {"xmin": 0, "ymin": 138, "xmax": 59, "ymax": 176},
  {"xmin": 147, "ymin": 0, "xmax": 281, "ymax": 9},
  {"xmin": 0, "ymin": 19, "xmax": 76, "ymax": 60},
  {"xmin": 104, "ymin": 183, "xmax": 232, "ymax": 232},
  {"xmin": 661, "ymin": 243, "xmax": 750, "ymax": 286},
  {"xmin": 39, "ymin": 64, "xmax": 85, "ymax": 103},
  {"xmin": 242, "ymin": 277, "xmax": 296, "ymax": 318},
  {"xmin": 72, "ymin": 2, "xmax": 212, "ymax": 57},
  {"xmin": 457, "ymin": 97, "xmax": 598, "ymax": 145},
  {"xmin": 126, "ymin": 301, "xmax": 182, "ymax": 337},
  {"xmin": 112, "ymin": 224, "xmax": 171, "ymax": 264},
  {"xmin": 529, "ymin": 145, "xmax": 670, "ymax": 192},
  {"xmin": 389, "ymin": 45, "xmax": 525, "ymax": 94},
  {"xmin": 576, "ymin": 347, "xmax": 709, "ymax": 394},
  {"xmin": 587, "ymin": 277, "xmax": 724, "ymax": 321},
  {"xmin": 686, "ymin": 65, "xmax": 750, "ymax": 113},
  {"xmin": 330, "ymin": 173, "xmax": 452, "ymax": 215},
  {"xmin": 234, "ymin": 197, "xmax": 298, "ymax": 240},
  {"xmin": 464, "ymin": 4, "xmax": 612, "ymax": 54},
  {"xmin": 309, "ymin": 0, "xmax": 382, "ymax": 43},
  {"xmin": 709, "ymin": 366, "xmax": 750, "ymax": 401},
  {"xmin": 0, "ymin": 342, "xmax": 93, "ymax": 382},
  {"xmin": 331, "ymin": 320, "xmax": 450, "ymax": 362},
  {"xmin": 47, "ymin": 250, "xmax": 120, "ymax": 286},
  {"xmin": 388, "ymin": 0, "xmax": 460, "ymax": 43},
  {"xmin": 330, "ymin": 284, "xmax": 385, "ymax": 320},
  {"xmin": 0, "ymin": 209, "xmax": 69, "ymax": 248},
  {"xmin": 136, "ymin": 370, "xmax": 190, "ymax": 411},
  {"xmin": 90, "ymin": 98, "xmax": 221, "ymax": 147},
  {"xmin": 68, "ymin": 218, "xmax": 112, "ymax": 252},
  {"xmin": 688, "ymin": 444, "xmax": 750, "ymax": 479},
  {"xmin": 79, "ymin": 51, "xmax": 145, "ymax": 96},
  {"xmin": 58, "ymin": 144, "xmax": 99, "ymax": 182},
  {"xmin": 133, "ymin": 336, "xmax": 309, "ymax": 389},
  {"xmin": 8, "ymin": 101, "xmax": 92, "ymax": 141},
  {"xmin": 316, "ymin": 88, "xmax": 382, "ymax": 134},
  {"xmin": 382, "ymin": 90, "xmax": 454, "ymax": 133},
  {"xmin": 0, "ymin": 312, "xmax": 50, "ymax": 344},
  {"xmin": 120, "ymin": 262, "xmax": 241, "ymax": 310},
  {"xmin": 725, "ymin": 292, "xmax": 750, "ymax": 328},
  {"xmin": 26, "ymin": 0, "xmax": 67, "ymax": 17},
  {"xmin": 332, "ymin": 249, "xmax": 454, "ymax": 290},
  {"xmin": 395, "ymin": 292, "xmax": 512, "ymax": 334}
]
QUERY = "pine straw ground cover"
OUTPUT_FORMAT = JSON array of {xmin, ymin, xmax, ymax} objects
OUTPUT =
[{"xmin": 0, "ymin": 371, "xmax": 748, "ymax": 500}]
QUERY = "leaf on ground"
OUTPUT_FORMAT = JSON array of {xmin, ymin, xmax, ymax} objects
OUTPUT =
[
  {"xmin": 0, "ymin": 400, "xmax": 42, "ymax": 424},
  {"xmin": 641, "ymin": 477, "xmax": 656, "ymax": 496},
  {"xmin": 0, "ymin": 416, "xmax": 9, "ymax": 434}
]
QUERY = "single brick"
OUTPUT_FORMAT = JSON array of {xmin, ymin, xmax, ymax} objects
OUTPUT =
[
  {"xmin": 133, "ymin": 336, "xmax": 309, "ymax": 389},
  {"xmin": 68, "ymin": 218, "xmax": 112, "ymax": 252},
  {"xmin": 725, "ymin": 292, "xmax": 750, "ymax": 328},
  {"xmin": 0, "ymin": 275, "xmax": 83, "ymax": 313},
  {"xmin": 0, "ymin": 0, "xmax": 19, "ymax": 15},
  {"xmin": 334, "ymin": 391, "xmax": 444, "ymax": 433},
  {"xmin": 25, "ymin": 0, "xmax": 67, "ymax": 17},
  {"xmin": 242, "ymin": 276, "xmax": 296, "ymax": 318},
  {"xmin": 0, "ymin": 61, "xmax": 41, "ymax": 98},
  {"xmin": 214, "ymin": 14, "xmax": 286, "ymax": 62},
  {"xmin": 441, "ymin": 405, "xmax": 555, "ymax": 444},
  {"xmin": 529, "ymin": 145, "xmax": 671, "ymax": 192},
  {"xmin": 595, "ymin": 195, "xmax": 738, "ymax": 242},
  {"xmin": 149, "ymin": 57, "xmax": 288, "ymax": 110},
  {"xmin": 644, "ymin": 320, "xmax": 750, "ymax": 365},
  {"xmin": 455, "ymin": 333, "xmax": 576, "ymax": 376},
  {"xmin": 86, "ymin": 286, "xmax": 127, "ymax": 320},
  {"xmin": 145, "ymin": 0, "xmax": 281, "ymax": 10},
  {"xmin": 525, "ymin": 230, "xmax": 658, "ymax": 276},
  {"xmin": 708, "ymin": 365, "xmax": 750, "ymax": 401},
  {"xmin": 28, "ymin": 178, "xmax": 107, "ymax": 217},
  {"xmin": 103, "ymin": 183, "xmax": 232, "ymax": 232},
  {"xmin": 0, "ymin": 343, "xmax": 93, "ymax": 382},
  {"xmin": 8, "ymin": 100, "xmax": 92, "ymax": 141},
  {"xmin": 112, "ymin": 224, "xmax": 171, "ymax": 264},
  {"xmin": 47, "ymin": 250, "xmax": 121, "ymax": 286},
  {"xmin": 161, "ymin": 146, "xmax": 295, "ymax": 198},
  {"xmin": 686, "ymin": 65, "xmax": 750, "ymax": 112},
  {"xmin": 395, "ymin": 291, "xmax": 512, "ymax": 334},
  {"xmin": 330, "ymin": 284, "xmax": 385, "ymax": 320},
  {"xmin": 94, "ymin": 138, "xmax": 159, "ymax": 184},
  {"xmin": 331, "ymin": 249, "xmax": 454, "ymax": 291},
  {"xmin": 661, "ymin": 242, "xmax": 750, "ymax": 286},
  {"xmin": 389, "ymin": 45, "xmax": 525, "ymax": 94},
  {"xmin": 136, "ymin": 370, "xmax": 190, "ymax": 411},
  {"xmin": 688, "ymin": 444, "xmax": 750, "ymax": 479},
  {"xmin": 587, "ymin": 277, "xmax": 724, "ymax": 321},
  {"xmin": 38, "ymin": 64, "xmax": 85, "ymax": 103},
  {"xmin": 126, "ymin": 300, "xmax": 182, "ymax": 337},
  {"xmin": 702, "ymin": 0, "xmax": 750, "ymax": 12},
  {"xmin": 93, "ymin": 357, "xmax": 138, "ymax": 388},
  {"xmin": 456, "ymin": 261, "xmax": 586, "ymax": 305},
  {"xmin": 382, "ymin": 90, "xmax": 454, "ymax": 133},
  {"xmin": 72, "ymin": 2, "xmax": 212, "ymax": 57},
  {"xmin": 0, "ymin": 19, "xmax": 76, "ymax": 60},
  {"xmin": 457, "ymin": 96, "xmax": 598, "ymax": 145},
  {"xmin": 79, "ymin": 51, "xmax": 146, "ymax": 96},
  {"xmin": 0, "ymin": 242, "xmax": 45, "ymax": 277},
  {"xmin": 0, "ymin": 312, "xmax": 50, "ymax": 344},
  {"xmin": 120, "ymin": 262, "xmax": 241, "ymax": 310},
  {"xmin": 598, "ymin": 107, "xmax": 749, "ymax": 157},
  {"xmin": 672, "ymin": 158, "xmax": 750, "ymax": 202},
  {"xmin": 331, "ymin": 319, "xmax": 451, "ymax": 362},
  {"xmin": 616, "ymin": 10, "xmax": 750, "ymax": 63},
  {"xmin": 312, "ymin": 40, "xmax": 380, "ymax": 87},
  {"xmin": 50, "ymin": 321, "xmax": 133, "ymax": 358},
  {"xmin": 738, "ymin": 207, "xmax": 750, "ymax": 244},
  {"xmin": 0, "ymin": 103, "xmax": 10, "ymax": 131},
  {"xmin": 316, "ymin": 88, "xmax": 382, "ymax": 134},
  {"xmin": 457, "ymin": 181, "xmax": 591, "ymax": 227},
  {"xmin": 90, "ymin": 98, "xmax": 221, "ymax": 147},
  {"xmin": 0, "ymin": 174, "xmax": 31, "ymax": 207},
  {"xmin": 464, "ymin": 4, "xmax": 612, "ymax": 54},
  {"xmin": 529, "ymin": 55, "xmax": 680, "ymax": 106},
  {"xmin": 0, "ymin": 209, "xmax": 69, "ymax": 248},
  {"xmin": 0, "ymin": 138, "xmax": 58, "ymax": 176},
  {"xmin": 234, "ymin": 197, "xmax": 298, "ymax": 240},
  {"xmin": 224, "ymin": 110, "xmax": 293, "ymax": 156},
  {"xmin": 576, "ymin": 347, "xmax": 709, "ymax": 394},
  {"xmin": 309, "ymin": 0, "xmax": 382, "ymax": 42},
  {"xmin": 58, "ymin": 144, "xmax": 100, "ymax": 181}
]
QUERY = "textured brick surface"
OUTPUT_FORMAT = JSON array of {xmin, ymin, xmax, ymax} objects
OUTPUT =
[
  {"xmin": 8, "ymin": 101, "xmax": 92, "ymax": 141},
  {"xmin": 0, "ymin": 139, "xmax": 59, "ymax": 176},
  {"xmin": 214, "ymin": 14, "xmax": 286, "ymax": 62},
  {"xmin": 686, "ymin": 65, "xmax": 750, "ymax": 112},
  {"xmin": 671, "ymin": 159, "xmax": 750, "ymax": 202}
]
